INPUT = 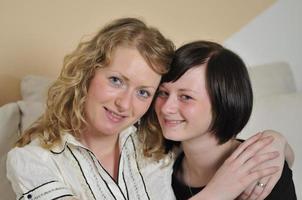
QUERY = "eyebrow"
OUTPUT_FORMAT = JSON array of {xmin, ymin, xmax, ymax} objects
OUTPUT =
[
  {"xmin": 160, "ymin": 85, "xmax": 198, "ymax": 94},
  {"xmin": 179, "ymin": 88, "xmax": 197, "ymax": 93},
  {"xmin": 114, "ymin": 71, "xmax": 158, "ymax": 90}
]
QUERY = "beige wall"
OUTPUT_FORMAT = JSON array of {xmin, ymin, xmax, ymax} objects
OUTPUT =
[{"xmin": 0, "ymin": 0, "xmax": 275, "ymax": 105}]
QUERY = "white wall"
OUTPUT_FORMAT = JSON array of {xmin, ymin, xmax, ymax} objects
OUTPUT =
[{"xmin": 224, "ymin": 0, "xmax": 302, "ymax": 92}]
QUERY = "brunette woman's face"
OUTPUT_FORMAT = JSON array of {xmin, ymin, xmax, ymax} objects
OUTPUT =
[
  {"xmin": 84, "ymin": 46, "xmax": 161, "ymax": 137},
  {"xmin": 155, "ymin": 66, "xmax": 213, "ymax": 142}
]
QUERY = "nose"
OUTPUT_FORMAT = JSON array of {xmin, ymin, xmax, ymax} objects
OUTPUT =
[
  {"xmin": 160, "ymin": 94, "xmax": 178, "ymax": 114},
  {"xmin": 115, "ymin": 90, "xmax": 133, "ymax": 112}
]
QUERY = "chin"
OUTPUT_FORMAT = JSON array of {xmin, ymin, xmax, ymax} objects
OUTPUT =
[
  {"xmin": 96, "ymin": 125, "xmax": 121, "ymax": 136},
  {"xmin": 163, "ymin": 132, "xmax": 181, "ymax": 142}
]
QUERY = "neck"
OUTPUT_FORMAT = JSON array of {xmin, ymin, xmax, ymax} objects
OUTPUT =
[
  {"xmin": 80, "ymin": 127, "xmax": 120, "ymax": 156},
  {"xmin": 80, "ymin": 126, "xmax": 121, "ymax": 180},
  {"xmin": 180, "ymin": 132, "xmax": 240, "ymax": 187}
]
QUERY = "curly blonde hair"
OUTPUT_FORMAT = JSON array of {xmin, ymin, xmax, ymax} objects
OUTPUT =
[
  {"xmin": 16, "ymin": 18, "xmax": 175, "ymax": 148},
  {"xmin": 137, "ymin": 100, "xmax": 173, "ymax": 161}
]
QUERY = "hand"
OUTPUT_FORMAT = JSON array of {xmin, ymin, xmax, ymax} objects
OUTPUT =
[
  {"xmin": 192, "ymin": 132, "xmax": 279, "ymax": 200},
  {"xmin": 237, "ymin": 130, "xmax": 291, "ymax": 200}
]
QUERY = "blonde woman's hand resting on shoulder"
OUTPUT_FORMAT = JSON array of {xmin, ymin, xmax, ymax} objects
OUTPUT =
[
  {"xmin": 189, "ymin": 132, "xmax": 280, "ymax": 200},
  {"xmin": 237, "ymin": 130, "xmax": 294, "ymax": 200}
]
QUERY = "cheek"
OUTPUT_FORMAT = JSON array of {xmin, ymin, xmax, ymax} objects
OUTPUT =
[
  {"xmin": 187, "ymin": 102, "xmax": 213, "ymax": 128},
  {"xmin": 94, "ymin": 84, "xmax": 123, "ymax": 103},
  {"xmin": 179, "ymin": 104, "xmax": 195, "ymax": 117},
  {"xmin": 179, "ymin": 102, "xmax": 212, "ymax": 121},
  {"xmin": 88, "ymin": 79, "xmax": 111, "ymax": 100},
  {"xmin": 154, "ymin": 98, "xmax": 164, "ymax": 115},
  {"xmin": 204, "ymin": 100, "xmax": 213, "ymax": 119}
]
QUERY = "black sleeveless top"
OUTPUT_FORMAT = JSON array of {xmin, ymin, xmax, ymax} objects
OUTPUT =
[{"xmin": 172, "ymin": 152, "xmax": 297, "ymax": 200}]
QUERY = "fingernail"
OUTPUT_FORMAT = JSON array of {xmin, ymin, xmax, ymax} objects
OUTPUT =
[{"xmin": 263, "ymin": 135, "xmax": 274, "ymax": 142}]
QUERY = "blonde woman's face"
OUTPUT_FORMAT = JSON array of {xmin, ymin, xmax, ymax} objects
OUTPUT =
[{"xmin": 84, "ymin": 46, "xmax": 161, "ymax": 137}]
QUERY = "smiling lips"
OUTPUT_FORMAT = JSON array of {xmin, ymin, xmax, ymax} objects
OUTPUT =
[
  {"xmin": 163, "ymin": 119, "xmax": 185, "ymax": 127},
  {"xmin": 104, "ymin": 107, "xmax": 127, "ymax": 123}
]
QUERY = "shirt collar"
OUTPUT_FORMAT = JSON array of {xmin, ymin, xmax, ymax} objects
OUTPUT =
[
  {"xmin": 50, "ymin": 126, "xmax": 137, "ymax": 154},
  {"xmin": 119, "ymin": 125, "xmax": 137, "ymax": 149}
]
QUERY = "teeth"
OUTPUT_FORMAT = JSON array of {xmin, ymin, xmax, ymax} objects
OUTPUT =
[
  {"xmin": 109, "ymin": 110, "xmax": 123, "ymax": 118},
  {"xmin": 165, "ymin": 120, "xmax": 183, "ymax": 124},
  {"xmin": 105, "ymin": 107, "xmax": 125, "ymax": 121}
]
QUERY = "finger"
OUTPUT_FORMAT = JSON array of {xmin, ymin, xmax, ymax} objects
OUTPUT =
[
  {"xmin": 236, "ymin": 192, "xmax": 249, "ymax": 200},
  {"xmin": 242, "ymin": 151, "xmax": 279, "ymax": 173},
  {"xmin": 248, "ymin": 177, "xmax": 270, "ymax": 200},
  {"xmin": 244, "ymin": 166, "xmax": 279, "ymax": 188},
  {"xmin": 229, "ymin": 132, "xmax": 263, "ymax": 160},
  {"xmin": 255, "ymin": 177, "xmax": 274, "ymax": 200},
  {"xmin": 237, "ymin": 190, "xmax": 251, "ymax": 200},
  {"xmin": 237, "ymin": 182, "xmax": 255, "ymax": 200},
  {"xmin": 238, "ymin": 178, "xmax": 270, "ymax": 199},
  {"xmin": 255, "ymin": 163, "xmax": 283, "ymax": 200},
  {"xmin": 246, "ymin": 181, "xmax": 262, "ymax": 200},
  {"xmin": 235, "ymin": 137, "xmax": 275, "ymax": 165}
]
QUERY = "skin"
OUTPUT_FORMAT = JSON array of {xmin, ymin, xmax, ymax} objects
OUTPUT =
[
  {"xmin": 80, "ymin": 46, "xmax": 161, "ymax": 180},
  {"xmin": 156, "ymin": 65, "xmax": 212, "ymax": 143}
]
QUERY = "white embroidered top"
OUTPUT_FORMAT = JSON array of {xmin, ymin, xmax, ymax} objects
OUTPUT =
[{"xmin": 6, "ymin": 126, "xmax": 175, "ymax": 200}]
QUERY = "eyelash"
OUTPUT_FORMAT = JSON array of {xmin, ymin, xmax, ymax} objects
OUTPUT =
[
  {"xmin": 137, "ymin": 89, "xmax": 151, "ymax": 99},
  {"xmin": 157, "ymin": 90, "xmax": 168, "ymax": 98},
  {"xmin": 109, "ymin": 76, "xmax": 152, "ymax": 100},
  {"xmin": 180, "ymin": 95, "xmax": 192, "ymax": 101},
  {"xmin": 108, "ymin": 76, "xmax": 123, "ymax": 87},
  {"xmin": 157, "ymin": 90, "xmax": 193, "ymax": 102}
]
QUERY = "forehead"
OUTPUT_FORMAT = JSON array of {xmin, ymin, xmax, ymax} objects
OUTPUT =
[
  {"xmin": 107, "ymin": 46, "xmax": 162, "ymax": 87},
  {"xmin": 162, "ymin": 66, "xmax": 206, "ymax": 91}
]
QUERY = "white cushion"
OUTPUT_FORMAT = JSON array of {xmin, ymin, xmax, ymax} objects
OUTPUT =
[
  {"xmin": 18, "ymin": 75, "xmax": 54, "ymax": 132},
  {"xmin": 0, "ymin": 103, "xmax": 20, "ymax": 161},
  {"xmin": 20, "ymin": 75, "xmax": 53, "ymax": 102},
  {"xmin": 239, "ymin": 92, "xmax": 302, "ymax": 193},
  {"xmin": 0, "ymin": 103, "xmax": 20, "ymax": 199},
  {"xmin": 17, "ymin": 101, "xmax": 45, "ymax": 132},
  {"xmin": 248, "ymin": 62, "xmax": 296, "ymax": 98}
]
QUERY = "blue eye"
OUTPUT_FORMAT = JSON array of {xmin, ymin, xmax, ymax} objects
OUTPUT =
[
  {"xmin": 109, "ymin": 76, "xmax": 123, "ymax": 87},
  {"xmin": 137, "ymin": 89, "xmax": 151, "ymax": 99}
]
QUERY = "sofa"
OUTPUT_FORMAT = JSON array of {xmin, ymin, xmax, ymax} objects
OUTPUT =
[{"xmin": 0, "ymin": 62, "xmax": 301, "ymax": 199}]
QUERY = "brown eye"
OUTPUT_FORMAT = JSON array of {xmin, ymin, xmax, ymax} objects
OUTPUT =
[
  {"xmin": 179, "ymin": 95, "xmax": 192, "ymax": 101},
  {"xmin": 157, "ymin": 90, "xmax": 168, "ymax": 98}
]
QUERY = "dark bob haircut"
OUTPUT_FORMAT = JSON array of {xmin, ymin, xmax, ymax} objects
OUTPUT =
[{"xmin": 162, "ymin": 41, "xmax": 253, "ymax": 144}]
